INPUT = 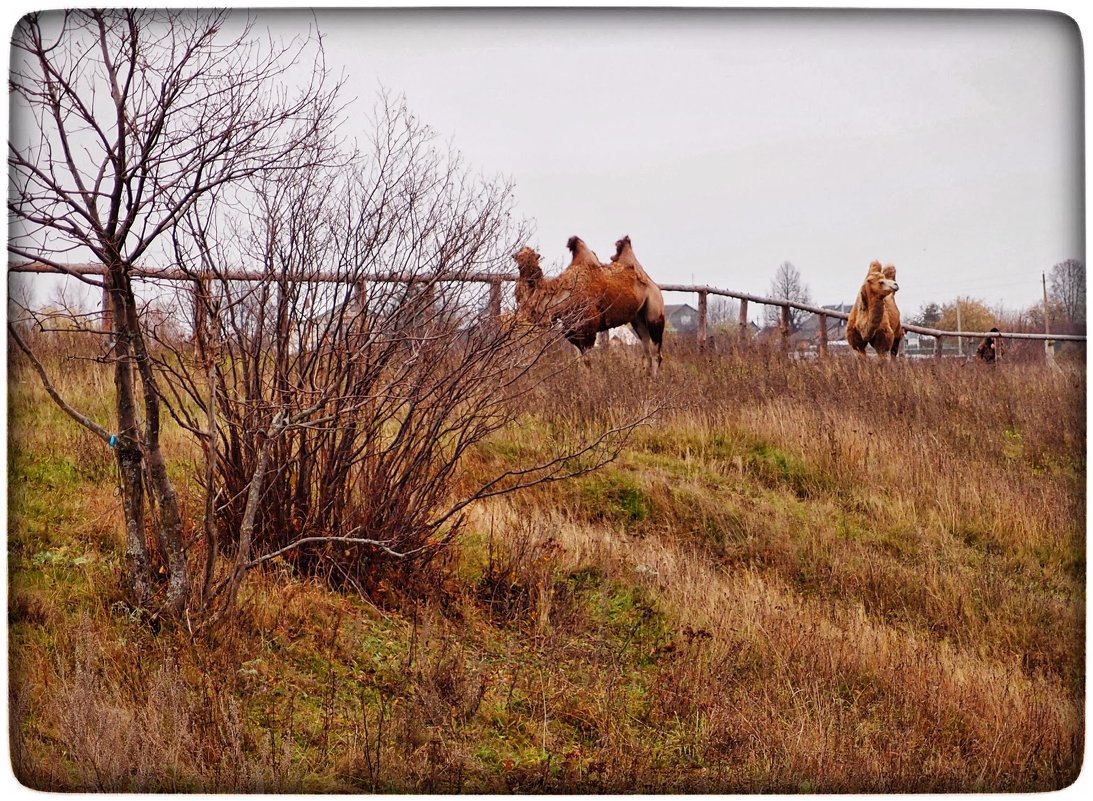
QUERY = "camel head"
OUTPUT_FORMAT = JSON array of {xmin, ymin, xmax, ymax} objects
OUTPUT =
[
  {"xmin": 513, "ymin": 246, "xmax": 545, "ymax": 314},
  {"xmin": 513, "ymin": 246, "xmax": 543, "ymax": 281},
  {"xmin": 862, "ymin": 260, "xmax": 899, "ymax": 300}
]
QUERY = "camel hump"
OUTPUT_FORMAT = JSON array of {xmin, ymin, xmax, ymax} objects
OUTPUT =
[
  {"xmin": 882, "ymin": 264, "xmax": 897, "ymax": 280},
  {"xmin": 566, "ymin": 235, "xmax": 603, "ymax": 269},
  {"xmin": 867, "ymin": 260, "xmax": 884, "ymax": 276},
  {"xmin": 611, "ymin": 235, "xmax": 636, "ymax": 265},
  {"xmin": 612, "ymin": 235, "xmax": 653, "ymax": 281},
  {"xmin": 612, "ymin": 234, "xmax": 633, "ymax": 259}
]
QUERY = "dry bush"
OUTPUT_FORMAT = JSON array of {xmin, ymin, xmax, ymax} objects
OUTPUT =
[{"xmin": 145, "ymin": 98, "xmax": 654, "ymax": 617}]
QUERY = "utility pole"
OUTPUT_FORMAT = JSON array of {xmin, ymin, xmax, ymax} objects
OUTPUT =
[
  {"xmin": 1042, "ymin": 272, "xmax": 1055, "ymax": 364},
  {"xmin": 955, "ymin": 300, "xmax": 963, "ymax": 356}
]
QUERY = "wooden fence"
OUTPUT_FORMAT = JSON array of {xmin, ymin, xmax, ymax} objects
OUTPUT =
[
  {"xmin": 9, "ymin": 261, "xmax": 1086, "ymax": 357},
  {"xmin": 657, "ymin": 283, "xmax": 1086, "ymax": 357}
]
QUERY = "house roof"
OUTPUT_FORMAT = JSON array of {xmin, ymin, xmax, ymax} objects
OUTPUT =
[
  {"xmin": 664, "ymin": 303, "xmax": 697, "ymax": 316},
  {"xmin": 798, "ymin": 312, "xmax": 848, "ymax": 336}
]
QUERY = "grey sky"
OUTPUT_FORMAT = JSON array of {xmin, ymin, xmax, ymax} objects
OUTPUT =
[
  {"xmin": 6, "ymin": 7, "xmax": 1084, "ymax": 322},
  {"xmin": 291, "ymin": 7, "xmax": 1083, "ymax": 319}
]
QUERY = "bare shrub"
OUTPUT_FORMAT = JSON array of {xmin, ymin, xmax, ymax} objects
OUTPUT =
[{"xmin": 148, "ymin": 94, "xmax": 653, "ymax": 621}]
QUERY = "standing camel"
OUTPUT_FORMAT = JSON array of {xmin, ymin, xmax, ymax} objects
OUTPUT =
[
  {"xmin": 513, "ymin": 235, "xmax": 666, "ymax": 376},
  {"xmin": 847, "ymin": 261, "xmax": 903, "ymax": 357}
]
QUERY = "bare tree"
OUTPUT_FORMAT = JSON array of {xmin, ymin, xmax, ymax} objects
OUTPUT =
[
  {"xmin": 707, "ymin": 297, "xmax": 740, "ymax": 329},
  {"xmin": 8, "ymin": 10, "xmax": 343, "ymax": 616},
  {"xmin": 764, "ymin": 261, "xmax": 812, "ymax": 332},
  {"xmin": 1049, "ymin": 258, "xmax": 1085, "ymax": 325}
]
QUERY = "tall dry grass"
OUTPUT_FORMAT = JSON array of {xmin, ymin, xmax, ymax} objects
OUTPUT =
[{"xmin": 8, "ymin": 332, "xmax": 1085, "ymax": 791}]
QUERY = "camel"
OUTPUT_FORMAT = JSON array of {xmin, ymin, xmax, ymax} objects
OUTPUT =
[
  {"xmin": 847, "ymin": 261, "xmax": 903, "ymax": 357},
  {"xmin": 976, "ymin": 327, "xmax": 1004, "ymax": 363},
  {"xmin": 513, "ymin": 235, "xmax": 665, "ymax": 375}
]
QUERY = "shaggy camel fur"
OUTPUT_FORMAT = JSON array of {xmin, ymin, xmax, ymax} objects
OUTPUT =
[
  {"xmin": 976, "ymin": 327, "xmax": 1003, "ymax": 363},
  {"xmin": 847, "ymin": 261, "xmax": 903, "ymax": 357},
  {"xmin": 513, "ymin": 235, "xmax": 665, "ymax": 375}
]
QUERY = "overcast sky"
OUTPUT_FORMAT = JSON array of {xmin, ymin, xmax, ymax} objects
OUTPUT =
[
  {"xmin": 6, "ymin": 7, "xmax": 1084, "ymax": 322},
  {"xmin": 266, "ymin": 7, "xmax": 1084, "ymax": 320}
]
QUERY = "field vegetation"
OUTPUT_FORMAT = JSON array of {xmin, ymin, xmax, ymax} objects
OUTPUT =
[{"xmin": 7, "ymin": 333, "xmax": 1085, "ymax": 792}]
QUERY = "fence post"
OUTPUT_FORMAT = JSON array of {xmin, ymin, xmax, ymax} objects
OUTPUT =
[
  {"xmin": 488, "ymin": 277, "xmax": 502, "ymax": 318},
  {"xmin": 422, "ymin": 281, "xmax": 436, "ymax": 319},
  {"xmin": 192, "ymin": 278, "xmax": 208, "ymax": 363},
  {"xmin": 780, "ymin": 304, "xmax": 791, "ymax": 354},
  {"xmin": 933, "ymin": 335, "xmax": 944, "ymax": 359},
  {"xmin": 101, "ymin": 281, "xmax": 113, "ymax": 333},
  {"xmin": 817, "ymin": 312, "xmax": 828, "ymax": 357},
  {"xmin": 697, "ymin": 290, "xmax": 708, "ymax": 349},
  {"xmin": 349, "ymin": 280, "xmax": 369, "ymax": 347},
  {"xmin": 738, "ymin": 298, "xmax": 749, "ymax": 339}
]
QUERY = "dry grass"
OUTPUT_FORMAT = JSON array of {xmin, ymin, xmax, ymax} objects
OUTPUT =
[{"xmin": 7, "ymin": 333, "xmax": 1085, "ymax": 791}]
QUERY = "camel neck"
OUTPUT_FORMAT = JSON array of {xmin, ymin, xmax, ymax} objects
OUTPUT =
[{"xmin": 860, "ymin": 292, "xmax": 887, "ymax": 340}]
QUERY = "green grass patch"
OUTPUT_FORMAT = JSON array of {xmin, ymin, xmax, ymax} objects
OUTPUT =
[
  {"xmin": 578, "ymin": 470, "xmax": 651, "ymax": 527},
  {"xmin": 743, "ymin": 440, "xmax": 828, "ymax": 499}
]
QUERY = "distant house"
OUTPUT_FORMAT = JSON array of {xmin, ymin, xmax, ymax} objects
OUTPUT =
[
  {"xmin": 664, "ymin": 303, "xmax": 699, "ymax": 333},
  {"xmin": 758, "ymin": 303, "xmax": 852, "ymax": 349},
  {"xmin": 798, "ymin": 303, "xmax": 852, "ymax": 344}
]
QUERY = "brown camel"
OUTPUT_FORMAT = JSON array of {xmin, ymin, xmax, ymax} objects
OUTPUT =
[
  {"xmin": 847, "ymin": 261, "xmax": 903, "ymax": 357},
  {"xmin": 975, "ymin": 327, "xmax": 1004, "ymax": 363},
  {"xmin": 513, "ymin": 235, "xmax": 665, "ymax": 375}
]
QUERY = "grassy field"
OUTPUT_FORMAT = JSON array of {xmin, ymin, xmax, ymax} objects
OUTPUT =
[{"xmin": 7, "ymin": 337, "xmax": 1085, "ymax": 792}]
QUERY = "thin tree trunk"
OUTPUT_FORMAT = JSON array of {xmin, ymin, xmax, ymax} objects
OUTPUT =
[
  {"xmin": 111, "ymin": 262, "xmax": 191, "ymax": 614},
  {"xmin": 221, "ymin": 411, "xmax": 284, "ymax": 614},
  {"xmin": 197, "ymin": 288, "xmax": 220, "ymax": 608},
  {"xmin": 124, "ymin": 276, "xmax": 190, "ymax": 614},
  {"xmin": 107, "ymin": 273, "xmax": 152, "ymax": 606}
]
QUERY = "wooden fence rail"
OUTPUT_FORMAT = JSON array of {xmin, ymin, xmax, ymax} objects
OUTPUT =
[{"xmin": 10, "ymin": 261, "xmax": 1086, "ymax": 354}]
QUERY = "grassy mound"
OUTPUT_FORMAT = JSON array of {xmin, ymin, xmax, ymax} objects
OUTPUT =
[{"xmin": 8, "ymin": 340, "xmax": 1085, "ymax": 792}]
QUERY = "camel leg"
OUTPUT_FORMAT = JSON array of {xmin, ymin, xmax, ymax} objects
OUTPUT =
[
  {"xmin": 631, "ymin": 312, "xmax": 664, "ymax": 377},
  {"xmin": 630, "ymin": 317, "xmax": 653, "ymax": 374},
  {"xmin": 638, "ymin": 309, "xmax": 665, "ymax": 377},
  {"xmin": 872, "ymin": 331, "xmax": 895, "ymax": 359},
  {"xmin": 648, "ymin": 314, "xmax": 665, "ymax": 376},
  {"xmin": 569, "ymin": 330, "xmax": 596, "ymax": 367}
]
